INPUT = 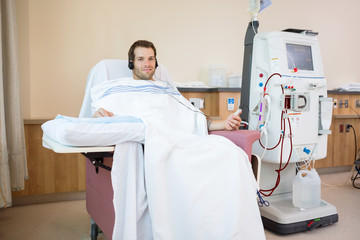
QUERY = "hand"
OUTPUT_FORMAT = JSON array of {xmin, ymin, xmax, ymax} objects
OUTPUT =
[
  {"xmin": 224, "ymin": 110, "xmax": 242, "ymax": 131},
  {"xmin": 92, "ymin": 108, "xmax": 114, "ymax": 118}
]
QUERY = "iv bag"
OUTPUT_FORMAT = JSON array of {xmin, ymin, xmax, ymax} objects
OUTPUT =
[{"xmin": 248, "ymin": 0, "xmax": 260, "ymax": 15}]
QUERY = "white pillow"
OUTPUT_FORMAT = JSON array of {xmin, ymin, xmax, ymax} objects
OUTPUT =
[{"xmin": 41, "ymin": 115, "xmax": 146, "ymax": 147}]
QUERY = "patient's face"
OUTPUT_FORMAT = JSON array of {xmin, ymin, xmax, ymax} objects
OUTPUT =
[{"xmin": 132, "ymin": 47, "xmax": 156, "ymax": 80}]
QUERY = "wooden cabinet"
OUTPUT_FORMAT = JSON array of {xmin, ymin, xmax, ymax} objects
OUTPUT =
[
  {"xmin": 317, "ymin": 92, "xmax": 360, "ymax": 168},
  {"xmin": 12, "ymin": 121, "xmax": 86, "ymax": 197},
  {"xmin": 180, "ymin": 91, "xmax": 217, "ymax": 117},
  {"xmin": 179, "ymin": 88, "xmax": 241, "ymax": 120}
]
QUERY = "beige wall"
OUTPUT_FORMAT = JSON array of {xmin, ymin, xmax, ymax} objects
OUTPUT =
[{"xmin": 16, "ymin": 0, "xmax": 360, "ymax": 119}]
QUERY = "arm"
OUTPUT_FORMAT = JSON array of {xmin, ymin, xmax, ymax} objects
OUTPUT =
[{"xmin": 208, "ymin": 110, "xmax": 242, "ymax": 131}]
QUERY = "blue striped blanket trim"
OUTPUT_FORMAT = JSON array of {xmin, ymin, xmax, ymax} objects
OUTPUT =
[
  {"xmin": 100, "ymin": 84, "xmax": 181, "ymax": 99},
  {"xmin": 56, "ymin": 115, "xmax": 143, "ymax": 124}
]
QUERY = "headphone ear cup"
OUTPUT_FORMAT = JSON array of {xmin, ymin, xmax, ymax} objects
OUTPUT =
[
  {"xmin": 128, "ymin": 61, "xmax": 134, "ymax": 70},
  {"xmin": 155, "ymin": 59, "xmax": 158, "ymax": 68}
]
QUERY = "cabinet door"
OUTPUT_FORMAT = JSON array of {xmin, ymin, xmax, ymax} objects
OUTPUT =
[{"xmin": 331, "ymin": 118, "xmax": 359, "ymax": 167}]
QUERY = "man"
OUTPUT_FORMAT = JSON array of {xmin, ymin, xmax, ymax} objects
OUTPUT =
[
  {"xmin": 89, "ymin": 40, "xmax": 265, "ymax": 240},
  {"xmin": 93, "ymin": 40, "xmax": 242, "ymax": 131}
]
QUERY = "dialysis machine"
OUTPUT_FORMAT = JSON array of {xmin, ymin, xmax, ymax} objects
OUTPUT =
[{"xmin": 240, "ymin": 8, "xmax": 339, "ymax": 234}]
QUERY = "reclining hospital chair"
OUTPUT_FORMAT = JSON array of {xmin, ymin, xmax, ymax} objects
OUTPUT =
[{"xmin": 44, "ymin": 59, "xmax": 261, "ymax": 240}]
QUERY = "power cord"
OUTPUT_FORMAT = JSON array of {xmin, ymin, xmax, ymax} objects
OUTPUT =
[
  {"xmin": 347, "ymin": 124, "xmax": 360, "ymax": 189},
  {"xmin": 320, "ymin": 125, "xmax": 359, "ymax": 188},
  {"xmin": 352, "ymin": 164, "xmax": 360, "ymax": 189},
  {"xmin": 352, "ymin": 148, "xmax": 360, "ymax": 189}
]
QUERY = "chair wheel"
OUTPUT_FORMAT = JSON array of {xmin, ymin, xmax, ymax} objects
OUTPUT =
[{"xmin": 90, "ymin": 219, "xmax": 99, "ymax": 240}]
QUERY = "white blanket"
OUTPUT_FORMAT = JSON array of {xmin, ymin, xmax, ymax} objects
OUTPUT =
[{"xmin": 90, "ymin": 78, "xmax": 265, "ymax": 240}]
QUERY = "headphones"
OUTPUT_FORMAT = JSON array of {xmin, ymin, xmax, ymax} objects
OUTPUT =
[{"xmin": 128, "ymin": 59, "xmax": 158, "ymax": 70}]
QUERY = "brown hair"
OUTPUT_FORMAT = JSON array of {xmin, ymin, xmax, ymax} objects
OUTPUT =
[{"xmin": 128, "ymin": 40, "xmax": 157, "ymax": 61}]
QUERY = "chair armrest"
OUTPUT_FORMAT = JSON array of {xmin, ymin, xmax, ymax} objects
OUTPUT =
[
  {"xmin": 42, "ymin": 134, "xmax": 115, "ymax": 153},
  {"xmin": 209, "ymin": 130, "xmax": 260, "ymax": 161}
]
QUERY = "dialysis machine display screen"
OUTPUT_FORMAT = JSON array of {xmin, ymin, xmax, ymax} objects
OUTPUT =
[{"xmin": 286, "ymin": 43, "xmax": 314, "ymax": 71}]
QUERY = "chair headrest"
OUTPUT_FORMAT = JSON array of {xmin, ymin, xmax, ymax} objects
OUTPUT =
[{"xmin": 79, "ymin": 59, "xmax": 178, "ymax": 117}]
